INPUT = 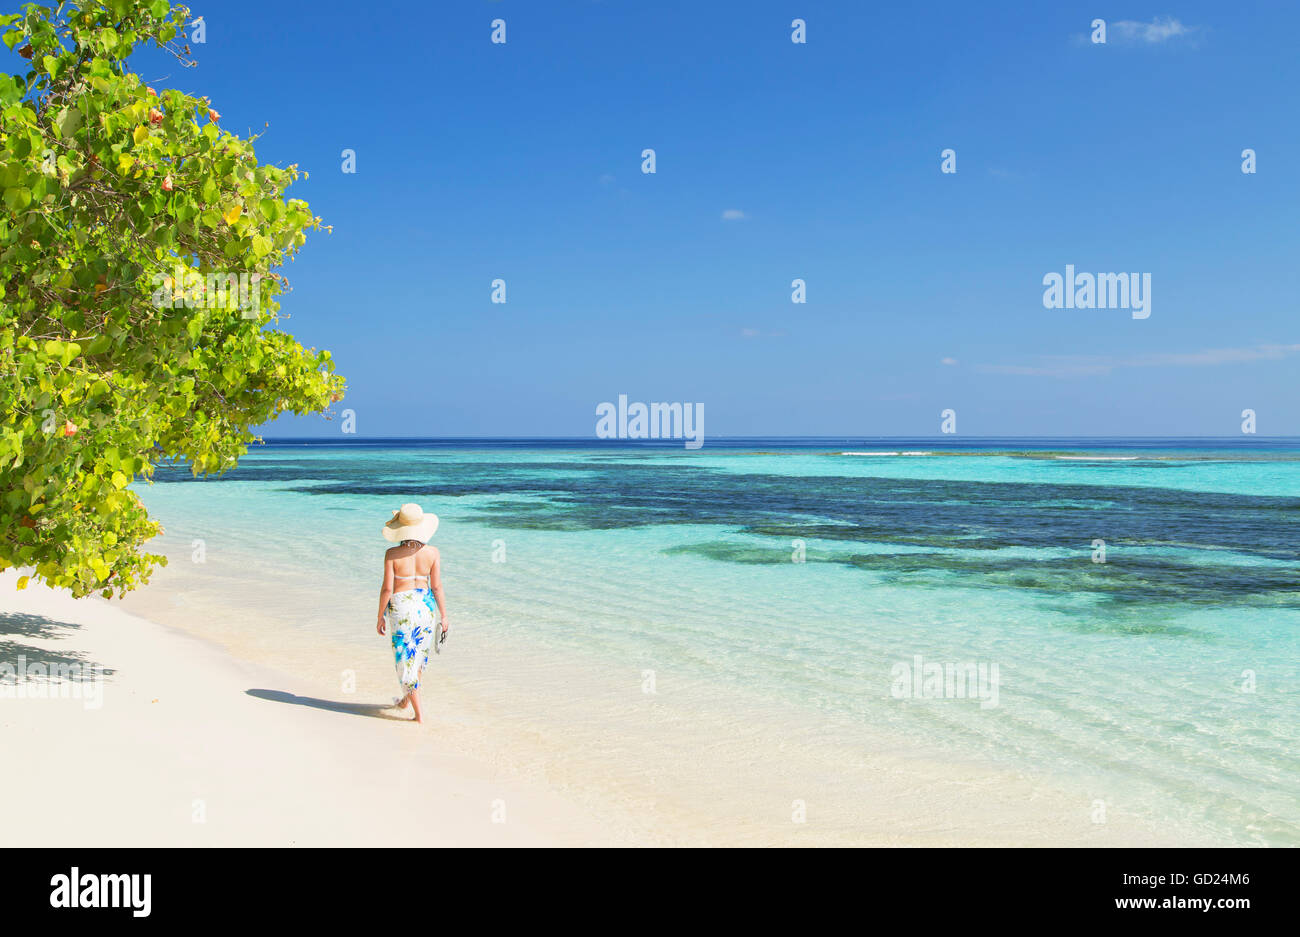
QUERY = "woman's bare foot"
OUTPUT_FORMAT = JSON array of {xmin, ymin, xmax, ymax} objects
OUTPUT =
[
  {"xmin": 395, "ymin": 693, "xmax": 410, "ymax": 710},
  {"xmin": 409, "ymin": 689, "xmax": 423, "ymax": 724}
]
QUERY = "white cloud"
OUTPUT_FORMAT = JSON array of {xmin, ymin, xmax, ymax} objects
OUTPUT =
[
  {"xmin": 1111, "ymin": 16, "xmax": 1197, "ymax": 44},
  {"xmin": 978, "ymin": 343, "xmax": 1300, "ymax": 378},
  {"xmin": 721, "ymin": 209, "xmax": 747, "ymax": 221},
  {"xmin": 941, "ymin": 357, "xmax": 958, "ymax": 366}
]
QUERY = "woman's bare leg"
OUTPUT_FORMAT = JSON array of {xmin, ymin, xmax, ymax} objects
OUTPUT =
[
  {"xmin": 409, "ymin": 687, "xmax": 422, "ymax": 723},
  {"xmin": 395, "ymin": 691, "xmax": 410, "ymax": 709}
]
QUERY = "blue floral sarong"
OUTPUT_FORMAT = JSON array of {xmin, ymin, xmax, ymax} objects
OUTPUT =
[{"xmin": 386, "ymin": 589, "xmax": 437, "ymax": 693}]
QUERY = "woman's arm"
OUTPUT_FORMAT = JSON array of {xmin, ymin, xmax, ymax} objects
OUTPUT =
[
  {"xmin": 376, "ymin": 556, "xmax": 394, "ymax": 634},
  {"xmin": 430, "ymin": 547, "xmax": 448, "ymax": 632}
]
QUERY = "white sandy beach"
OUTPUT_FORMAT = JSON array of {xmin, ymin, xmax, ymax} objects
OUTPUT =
[
  {"xmin": 0, "ymin": 566, "xmax": 1208, "ymax": 847},
  {"xmin": 0, "ymin": 570, "xmax": 649, "ymax": 847}
]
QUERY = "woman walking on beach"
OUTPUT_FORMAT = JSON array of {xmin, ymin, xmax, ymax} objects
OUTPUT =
[{"xmin": 375, "ymin": 503, "xmax": 448, "ymax": 723}]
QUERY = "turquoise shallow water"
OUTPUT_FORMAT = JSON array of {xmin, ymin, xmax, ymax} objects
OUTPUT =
[{"xmin": 133, "ymin": 440, "xmax": 1300, "ymax": 845}]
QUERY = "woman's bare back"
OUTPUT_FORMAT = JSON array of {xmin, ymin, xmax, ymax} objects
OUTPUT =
[{"xmin": 387, "ymin": 541, "xmax": 437, "ymax": 586}]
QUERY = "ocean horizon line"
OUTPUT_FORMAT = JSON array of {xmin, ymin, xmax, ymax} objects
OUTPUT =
[{"xmin": 249, "ymin": 434, "xmax": 1300, "ymax": 446}]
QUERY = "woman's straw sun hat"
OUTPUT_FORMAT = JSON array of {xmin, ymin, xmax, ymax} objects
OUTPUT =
[{"xmin": 383, "ymin": 503, "xmax": 439, "ymax": 543}]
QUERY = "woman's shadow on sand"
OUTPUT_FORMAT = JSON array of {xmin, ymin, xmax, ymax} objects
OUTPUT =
[{"xmin": 245, "ymin": 688, "xmax": 411, "ymax": 722}]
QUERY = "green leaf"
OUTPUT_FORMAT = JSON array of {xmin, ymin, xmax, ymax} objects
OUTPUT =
[
  {"xmin": 0, "ymin": 73, "xmax": 21, "ymax": 107},
  {"xmin": 55, "ymin": 106, "xmax": 82, "ymax": 139},
  {"xmin": 3, "ymin": 186, "xmax": 31, "ymax": 211}
]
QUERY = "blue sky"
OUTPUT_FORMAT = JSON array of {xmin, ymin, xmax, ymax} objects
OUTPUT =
[{"xmin": 16, "ymin": 1, "xmax": 1300, "ymax": 436}]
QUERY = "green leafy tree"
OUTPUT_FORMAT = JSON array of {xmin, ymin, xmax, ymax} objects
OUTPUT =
[{"xmin": 1, "ymin": 0, "xmax": 344, "ymax": 597}]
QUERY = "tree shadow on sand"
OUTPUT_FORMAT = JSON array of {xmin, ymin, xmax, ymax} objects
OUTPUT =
[
  {"xmin": 0, "ymin": 612, "xmax": 114, "ymax": 680},
  {"xmin": 0, "ymin": 610, "xmax": 84, "ymax": 640},
  {"xmin": 245, "ymin": 688, "xmax": 412, "ymax": 722}
]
